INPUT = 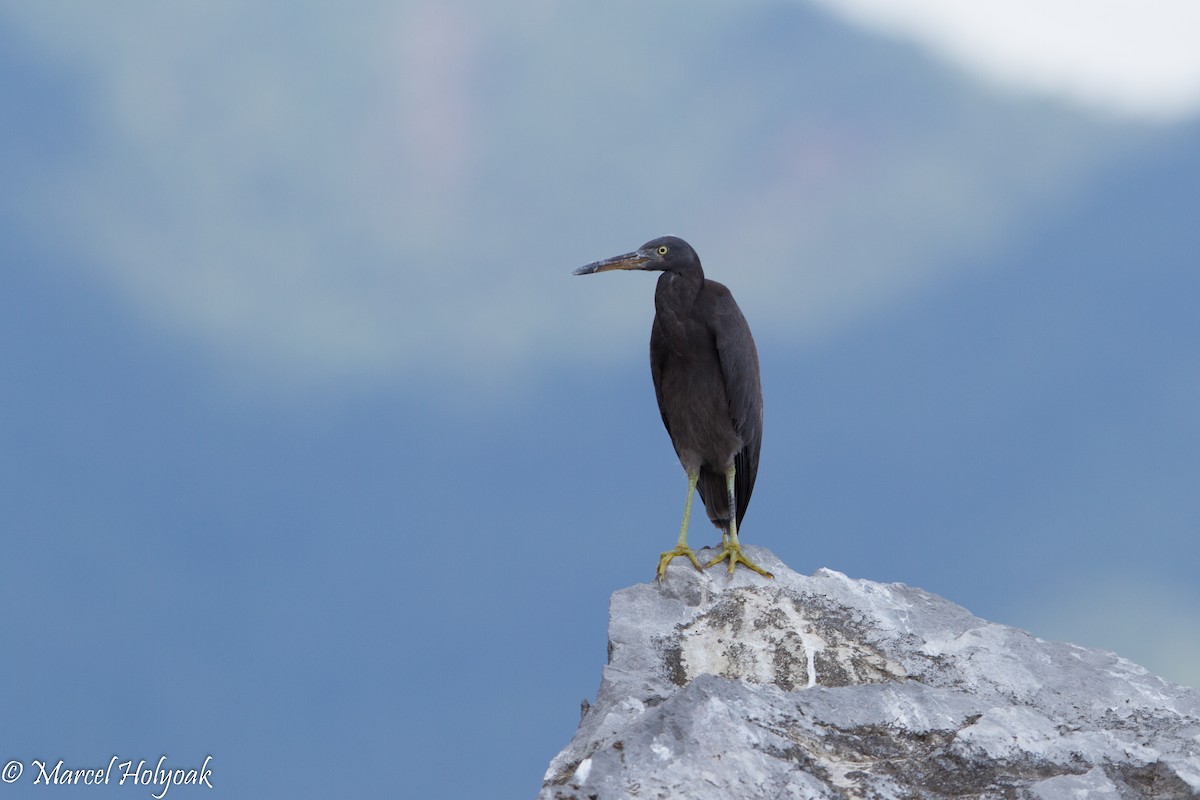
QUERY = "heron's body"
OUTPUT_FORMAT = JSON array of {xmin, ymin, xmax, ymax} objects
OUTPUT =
[
  {"xmin": 574, "ymin": 236, "xmax": 770, "ymax": 579},
  {"xmin": 651, "ymin": 266, "xmax": 761, "ymax": 533}
]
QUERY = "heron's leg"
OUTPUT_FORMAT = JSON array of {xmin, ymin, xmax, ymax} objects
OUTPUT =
[
  {"xmin": 703, "ymin": 464, "xmax": 774, "ymax": 578},
  {"xmin": 656, "ymin": 470, "xmax": 704, "ymax": 580}
]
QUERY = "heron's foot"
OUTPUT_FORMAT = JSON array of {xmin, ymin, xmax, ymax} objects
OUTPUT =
[
  {"xmin": 703, "ymin": 541, "xmax": 774, "ymax": 578},
  {"xmin": 656, "ymin": 545, "xmax": 704, "ymax": 581}
]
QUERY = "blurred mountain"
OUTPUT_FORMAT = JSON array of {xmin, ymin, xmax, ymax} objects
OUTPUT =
[{"xmin": 0, "ymin": 2, "xmax": 1150, "ymax": 385}]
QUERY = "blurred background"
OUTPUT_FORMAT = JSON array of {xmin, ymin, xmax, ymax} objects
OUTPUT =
[{"xmin": 2, "ymin": 2, "xmax": 1197, "ymax": 798}]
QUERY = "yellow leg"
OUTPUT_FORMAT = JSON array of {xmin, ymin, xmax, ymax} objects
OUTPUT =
[
  {"xmin": 656, "ymin": 470, "xmax": 704, "ymax": 580},
  {"xmin": 703, "ymin": 465, "xmax": 774, "ymax": 578}
]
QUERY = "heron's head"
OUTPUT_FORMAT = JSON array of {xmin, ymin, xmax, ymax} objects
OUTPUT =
[{"xmin": 573, "ymin": 236, "xmax": 700, "ymax": 276}]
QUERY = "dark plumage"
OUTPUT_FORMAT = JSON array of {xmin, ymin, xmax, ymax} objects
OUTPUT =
[{"xmin": 573, "ymin": 236, "xmax": 771, "ymax": 579}]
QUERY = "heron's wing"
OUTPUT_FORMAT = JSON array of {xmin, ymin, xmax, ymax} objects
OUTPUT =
[
  {"xmin": 649, "ymin": 316, "xmax": 673, "ymax": 437},
  {"xmin": 708, "ymin": 283, "xmax": 763, "ymax": 526}
]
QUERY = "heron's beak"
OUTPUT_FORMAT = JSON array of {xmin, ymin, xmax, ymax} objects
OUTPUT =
[{"xmin": 573, "ymin": 250, "xmax": 650, "ymax": 275}]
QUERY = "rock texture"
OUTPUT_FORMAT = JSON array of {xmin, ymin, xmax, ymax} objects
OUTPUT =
[{"xmin": 539, "ymin": 548, "xmax": 1200, "ymax": 799}]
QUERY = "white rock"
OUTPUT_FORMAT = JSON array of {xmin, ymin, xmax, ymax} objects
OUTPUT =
[{"xmin": 539, "ymin": 547, "xmax": 1200, "ymax": 799}]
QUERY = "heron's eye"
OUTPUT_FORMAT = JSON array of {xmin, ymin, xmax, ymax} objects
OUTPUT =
[{"xmin": 657, "ymin": 246, "xmax": 668, "ymax": 256}]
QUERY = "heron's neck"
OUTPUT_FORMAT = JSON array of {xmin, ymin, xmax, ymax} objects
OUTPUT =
[{"xmin": 654, "ymin": 268, "xmax": 704, "ymax": 317}]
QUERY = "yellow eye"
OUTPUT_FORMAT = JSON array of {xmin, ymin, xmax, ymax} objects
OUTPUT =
[{"xmin": 657, "ymin": 245, "xmax": 668, "ymax": 255}]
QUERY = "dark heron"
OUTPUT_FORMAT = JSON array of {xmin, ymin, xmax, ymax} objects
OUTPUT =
[{"xmin": 574, "ymin": 236, "xmax": 772, "ymax": 580}]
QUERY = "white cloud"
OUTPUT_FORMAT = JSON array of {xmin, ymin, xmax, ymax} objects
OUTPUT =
[{"xmin": 810, "ymin": 0, "xmax": 1200, "ymax": 120}]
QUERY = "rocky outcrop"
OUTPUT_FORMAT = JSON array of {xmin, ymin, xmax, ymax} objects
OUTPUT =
[{"xmin": 538, "ymin": 548, "xmax": 1200, "ymax": 799}]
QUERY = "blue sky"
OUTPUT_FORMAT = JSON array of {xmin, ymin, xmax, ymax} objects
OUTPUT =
[{"xmin": 2, "ymin": 3, "xmax": 1198, "ymax": 799}]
